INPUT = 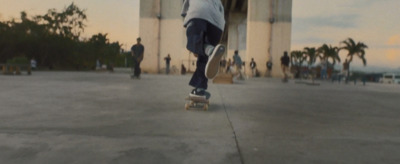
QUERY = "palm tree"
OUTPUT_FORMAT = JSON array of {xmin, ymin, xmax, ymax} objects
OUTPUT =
[
  {"xmin": 303, "ymin": 47, "xmax": 317, "ymax": 79},
  {"xmin": 340, "ymin": 38, "xmax": 368, "ymax": 66},
  {"xmin": 303, "ymin": 47, "xmax": 318, "ymax": 67},
  {"xmin": 317, "ymin": 44, "xmax": 341, "ymax": 79},
  {"xmin": 290, "ymin": 50, "xmax": 305, "ymax": 67},
  {"xmin": 290, "ymin": 50, "xmax": 306, "ymax": 78},
  {"xmin": 317, "ymin": 44, "xmax": 341, "ymax": 65}
]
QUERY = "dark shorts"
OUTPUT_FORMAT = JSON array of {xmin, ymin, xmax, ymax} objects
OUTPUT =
[{"xmin": 186, "ymin": 19, "xmax": 222, "ymax": 57}]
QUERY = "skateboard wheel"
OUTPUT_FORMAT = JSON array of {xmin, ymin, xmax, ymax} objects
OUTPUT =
[{"xmin": 185, "ymin": 103, "xmax": 189, "ymax": 110}]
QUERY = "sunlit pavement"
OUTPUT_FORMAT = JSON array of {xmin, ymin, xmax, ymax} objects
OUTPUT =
[{"xmin": 0, "ymin": 72, "xmax": 399, "ymax": 164}]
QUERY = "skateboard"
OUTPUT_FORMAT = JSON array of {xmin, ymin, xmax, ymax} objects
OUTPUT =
[{"xmin": 185, "ymin": 96, "xmax": 209, "ymax": 111}]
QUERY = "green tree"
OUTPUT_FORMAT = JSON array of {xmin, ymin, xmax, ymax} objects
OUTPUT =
[
  {"xmin": 0, "ymin": 3, "xmax": 123, "ymax": 70},
  {"xmin": 317, "ymin": 44, "xmax": 341, "ymax": 66},
  {"xmin": 35, "ymin": 3, "xmax": 86, "ymax": 40},
  {"xmin": 303, "ymin": 47, "xmax": 317, "ymax": 67},
  {"xmin": 290, "ymin": 50, "xmax": 306, "ymax": 78},
  {"xmin": 340, "ymin": 38, "xmax": 368, "ymax": 66},
  {"xmin": 88, "ymin": 33, "xmax": 121, "ymax": 68},
  {"xmin": 290, "ymin": 50, "xmax": 306, "ymax": 67}
]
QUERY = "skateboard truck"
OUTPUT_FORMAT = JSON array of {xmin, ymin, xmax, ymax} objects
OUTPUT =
[{"xmin": 185, "ymin": 96, "xmax": 209, "ymax": 111}]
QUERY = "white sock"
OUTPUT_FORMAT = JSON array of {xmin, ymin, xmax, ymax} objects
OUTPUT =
[
  {"xmin": 196, "ymin": 88, "xmax": 205, "ymax": 92},
  {"xmin": 204, "ymin": 44, "xmax": 214, "ymax": 56}
]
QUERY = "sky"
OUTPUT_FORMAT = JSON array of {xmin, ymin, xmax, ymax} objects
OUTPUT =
[
  {"xmin": 292, "ymin": 0, "xmax": 400, "ymax": 69},
  {"xmin": 0, "ymin": 0, "xmax": 399, "ymax": 69}
]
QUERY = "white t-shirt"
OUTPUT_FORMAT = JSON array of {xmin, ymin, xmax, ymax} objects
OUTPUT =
[{"xmin": 181, "ymin": 0, "xmax": 225, "ymax": 30}]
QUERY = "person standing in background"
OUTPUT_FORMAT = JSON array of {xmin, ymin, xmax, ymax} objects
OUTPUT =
[
  {"xmin": 131, "ymin": 37, "xmax": 144, "ymax": 79},
  {"xmin": 164, "ymin": 54, "xmax": 172, "ymax": 74},
  {"xmin": 250, "ymin": 58, "xmax": 257, "ymax": 77},
  {"xmin": 30, "ymin": 58, "xmax": 37, "ymax": 70},
  {"xmin": 266, "ymin": 59, "xmax": 273, "ymax": 77}
]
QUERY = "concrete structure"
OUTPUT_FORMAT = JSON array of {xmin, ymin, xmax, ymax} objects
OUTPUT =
[{"xmin": 139, "ymin": 0, "xmax": 292, "ymax": 77}]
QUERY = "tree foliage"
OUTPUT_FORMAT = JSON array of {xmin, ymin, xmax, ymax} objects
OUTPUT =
[
  {"xmin": 303, "ymin": 47, "xmax": 317, "ymax": 67},
  {"xmin": 317, "ymin": 44, "xmax": 341, "ymax": 66},
  {"xmin": 340, "ymin": 38, "xmax": 368, "ymax": 66},
  {"xmin": 0, "ymin": 3, "xmax": 122, "ymax": 70},
  {"xmin": 35, "ymin": 3, "xmax": 87, "ymax": 40},
  {"xmin": 290, "ymin": 50, "xmax": 306, "ymax": 67},
  {"xmin": 292, "ymin": 37, "xmax": 368, "ymax": 69}
]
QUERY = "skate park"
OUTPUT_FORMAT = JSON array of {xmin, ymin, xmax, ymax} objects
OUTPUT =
[
  {"xmin": 1, "ymin": 0, "xmax": 400, "ymax": 163},
  {"xmin": 0, "ymin": 71, "xmax": 399, "ymax": 164}
]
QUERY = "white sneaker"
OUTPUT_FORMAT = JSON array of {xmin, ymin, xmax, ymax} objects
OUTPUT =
[{"xmin": 205, "ymin": 44, "xmax": 225, "ymax": 79}]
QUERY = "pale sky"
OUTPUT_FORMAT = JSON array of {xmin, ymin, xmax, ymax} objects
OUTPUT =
[
  {"xmin": 292, "ymin": 0, "xmax": 400, "ymax": 69},
  {"xmin": 0, "ymin": 0, "xmax": 399, "ymax": 69}
]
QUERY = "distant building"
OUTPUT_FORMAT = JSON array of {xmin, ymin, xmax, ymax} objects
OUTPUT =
[{"xmin": 139, "ymin": 0, "xmax": 292, "ymax": 77}]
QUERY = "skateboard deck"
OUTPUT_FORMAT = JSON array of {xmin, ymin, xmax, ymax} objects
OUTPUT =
[{"xmin": 185, "ymin": 96, "xmax": 209, "ymax": 111}]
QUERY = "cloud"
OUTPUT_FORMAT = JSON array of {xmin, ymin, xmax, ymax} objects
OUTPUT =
[
  {"xmin": 349, "ymin": 0, "xmax": 378, "ymax": 7},
  {"xmin": 387, "ymin": 35, "xmax": 400, "ymax": 45},
  {"xmin": 385, "ymin": 49, "xmax": 400, "ymax": 61},
  {"xmin": 292, "ymin": 37, "xmax": 335, "ymax": 45},
  {"xmin": 294, "ymin": 14, "xmax": 359, "ymax": 30}
]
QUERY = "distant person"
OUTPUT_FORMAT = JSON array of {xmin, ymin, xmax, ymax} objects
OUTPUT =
[
  {"xmin": 233, "ymin": 50, "xmax": 244, "ymax": 80},
  {"xmin": 164, "ymin": 54, "xmax": 171, "ymax": 74},
  {"xmin": 96, "ymin": 59, "xmax": 101, "ymax": 70},
  {"xmin": 220, "ymin": 57, "xmax": 227, "ymax": 73},
  {"xmin": 181, "ymin": 64, "xmax": 187, "ymax": 75},
  {"xmin": 181, "ymin": 0, "xmax": 226, "ymax": 99},
  {"xmin": 320, "ymin": 58, "xmax": 328, "ymax": 80},
  {"xmin": 107, "ymin": 62, "xmax": 114, "ymax": 72},
  {"xmin": 266, "ymin": 59, "xmax": 273, "ymax": 77},
  {"xmin": 280, "ymin": 51, "xmax": 290, "ymax": 81},
  {"xmin": 131, "ymin": 37, "xmax": 144, "ymax": 79},
  {"xmin": 30, "ymin": 58, "xmax": 37, "ymax": 70},
  {"xmin": 250, "ymin": 58, "xmax": 257, "ymax": 77},
  {"xmin": 343, "ymin": 59, "xmax": 350, "ymax": 83},
  {"xmin": 226, "ymin": 58, "xmax": 233, "ymax": 74}
]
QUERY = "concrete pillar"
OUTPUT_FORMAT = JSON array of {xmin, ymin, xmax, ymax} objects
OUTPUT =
[
  {"xmin": 226, "ymin": 13, "xmax": 247, "ymax": 63},
  {"xmin": 270, "ymin": 0, "xmax": 292, "ymax": 77},
  {"xmin": 139, "ymin": 0, "xmax": 162, "ymax": 73},
  {"xmin": 246, "ymin": 0, "xmax": 270, "ymax": 77},
  {"xmin": 246, "ymin": 0, "xmax": 291, "ymax": 77},
  {"xmin": 140, "ymin": 0, "xmax": 189, "ymax": 74}
]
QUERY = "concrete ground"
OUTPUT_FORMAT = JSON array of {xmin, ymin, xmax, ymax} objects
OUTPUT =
[{"xmin": 0, "ymin": 72, "xmax": 399, "ymax": 164}]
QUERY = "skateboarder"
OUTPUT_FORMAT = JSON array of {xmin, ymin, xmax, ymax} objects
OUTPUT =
[
  {"xmin": 182, "ymin": 0, "xmax": 226, "ymax": 99},
  {"xmin": 233, "ymin": 50, "xmax": 244, "ymax": 80},
  {"xmin": 131, "ymin": 37, "xmax": 144, "ymax": 79},
  {"xmin": 281, "ymin": 51, "xmax": 290, "ymax": 81}
]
